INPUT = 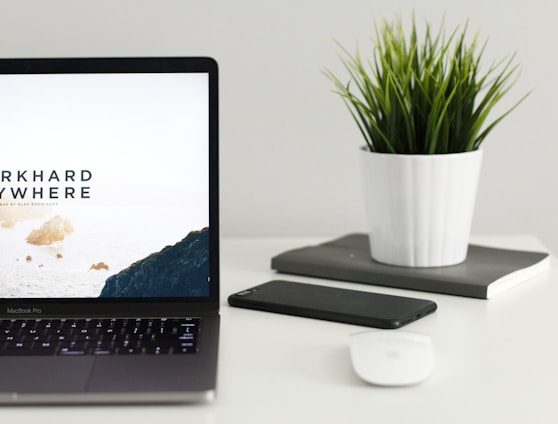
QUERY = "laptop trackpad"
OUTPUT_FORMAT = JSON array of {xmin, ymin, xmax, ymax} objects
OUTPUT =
[
  {"xmin": 0, "ymin": 356, "xmax": 94, "ymax": 393},
  {"xmin": 87, "ymin": 355, "xmax": 193, "ymax": 392}
]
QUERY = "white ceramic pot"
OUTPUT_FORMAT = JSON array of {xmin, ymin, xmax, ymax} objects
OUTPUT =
[{"xmin": 360, "ymin": 148, "xmax": 483, "ymax": 267}]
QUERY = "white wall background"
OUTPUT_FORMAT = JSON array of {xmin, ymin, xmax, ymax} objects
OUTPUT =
[{"xmin": 1, "ymin": 0, "xmax": 556, "ymax": 252}]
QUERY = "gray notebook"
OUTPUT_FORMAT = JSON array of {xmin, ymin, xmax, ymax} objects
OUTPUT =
[{"xmin": 271, "ymin": 234, "xmax": 550, "ymax": 299}]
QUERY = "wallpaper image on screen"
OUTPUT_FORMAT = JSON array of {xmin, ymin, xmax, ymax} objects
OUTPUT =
[{"xmin": 0, "ymin": 72, "xmax": 210, "ymax": 298}]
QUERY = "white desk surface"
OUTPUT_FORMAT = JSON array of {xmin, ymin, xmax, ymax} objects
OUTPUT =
[{"xmin": 3, "ymin": 235, "xmax": 557, "ymax": 423}]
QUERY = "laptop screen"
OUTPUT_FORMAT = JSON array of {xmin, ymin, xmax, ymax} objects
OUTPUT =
[{"xmin": 0, "ymin": 58, "xmax": 218, "ymax": 306}]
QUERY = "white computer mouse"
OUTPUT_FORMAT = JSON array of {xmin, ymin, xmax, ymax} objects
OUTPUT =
[{"xmin": 349, "ymin": 330, "xmax": 434, "ymax": 386}]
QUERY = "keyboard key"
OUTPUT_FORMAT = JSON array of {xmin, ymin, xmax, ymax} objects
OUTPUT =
[
  {"xmin": 92, "ymin": 348, "xmax": 115, "ymax": 355},
  {"xmin": 0, "ymin": 348, "xmax": 56, "ymax": 356},
  {"xmin": 118, "ymin": 347, "xmax": 143, "ymax": 355},
  {"xmin": 59, "ymin": 348, "xmax": 88, "ymax": 356}
]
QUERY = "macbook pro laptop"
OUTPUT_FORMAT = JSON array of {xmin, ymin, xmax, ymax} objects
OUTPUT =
[{"xmin": 0, "ymin": 57, "xmax": 220, "ymax": 403}]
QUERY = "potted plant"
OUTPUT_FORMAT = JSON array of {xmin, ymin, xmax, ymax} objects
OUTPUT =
[{"xmin": 327, "ymin": 15, "xmax": 529, "ymax": 267}]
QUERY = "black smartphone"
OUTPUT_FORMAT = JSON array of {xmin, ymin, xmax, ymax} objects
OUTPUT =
[{"xmin": 228, "ymin": 280, "xmax": 437, "ymax": 329}]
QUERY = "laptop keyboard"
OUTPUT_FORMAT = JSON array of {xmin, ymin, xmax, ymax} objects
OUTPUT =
[{"xmin": 0, "ymin": 317, "xmax": 200, "ymax": 356}]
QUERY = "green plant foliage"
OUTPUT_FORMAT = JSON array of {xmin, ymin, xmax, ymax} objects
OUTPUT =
[{"xmin": 326, "ymin": 15, "xmax": 530, "ymax": 154}]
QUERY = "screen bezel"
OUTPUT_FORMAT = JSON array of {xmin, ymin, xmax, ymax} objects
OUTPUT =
[{"xmin": 0, "ymin": 57, "xmax": 220, "ymax": 317}]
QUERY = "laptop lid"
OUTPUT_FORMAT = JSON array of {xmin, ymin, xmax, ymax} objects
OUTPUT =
[{"xmin": 0, "ymin": 57, "xmax": 219, "ymax": 319}]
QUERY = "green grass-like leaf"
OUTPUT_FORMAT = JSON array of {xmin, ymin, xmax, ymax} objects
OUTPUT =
[{"xmin": 325, "ymin": 15, "xmax": 530, "ymax": 154}]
